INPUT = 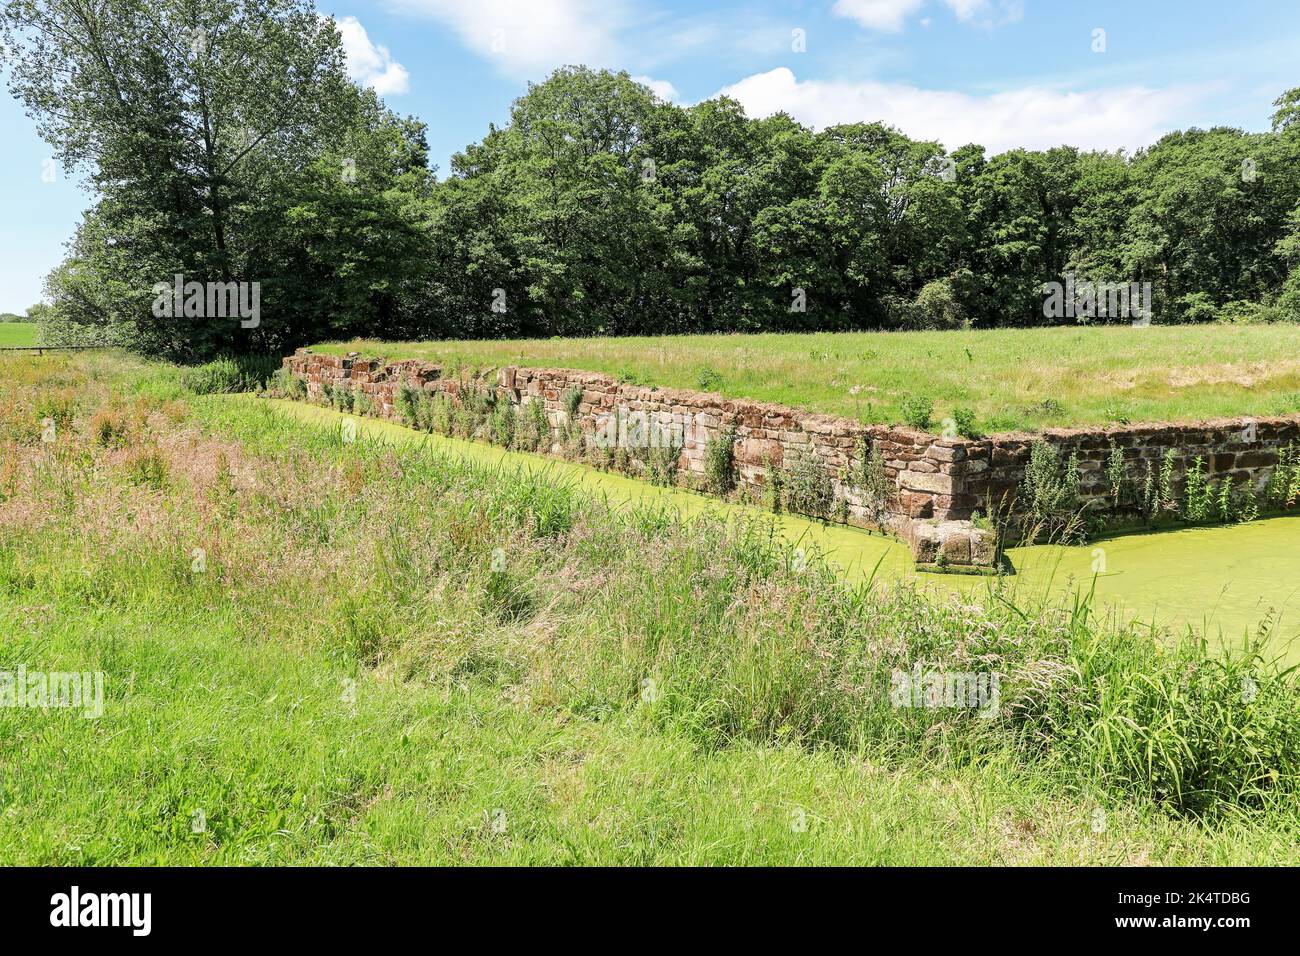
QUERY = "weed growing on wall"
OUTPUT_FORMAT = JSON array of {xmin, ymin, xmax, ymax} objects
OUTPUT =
[
  {"xmin": 1139, "ymin": 450, "xmax": 1178, "ymax": 523},
  {"xmin": 783, "ymin": 451, "xmax": 835, "ymax": 521},
  {"xmin": 646, "ymin": 433, "xmax": 684, "ymax": 488},
  {"xmin": 1106, "ymin": 440, "xmax": 1126, "ymax": 508},
  {"xmin": 1266, "ymin": 444, "xmax": 1300, "ymax": 509},
  {"xmin": 845, "ymin": 438, "xmax": 893, "ymax": 526},
  {"xmin": 1183, "ymin": 457, "xmax": 1215, "ymax": 524},
  {"xmin": 396, "ymin": 382, "xmax": 420, "ymax": 426},
  {"xmin": 763, "ymin": 455, "xmax": 784, "ymax": 513},
  {"xmin": 489, "ymin": 401, "xmax": 516, "ymax": 449},
  {"xmin": 331, "ymin": 382, "xmax": 354, "ymax": 413},
  {"xmin": 703, "ymin": 427, "xmax": 736, "ymax": 496},
  {"xmin": 1020, "ymin": 440, "xmax": 1083, "ymax": 543},
  {"xmin": 515, "ymin": 397, "xmax": 549, "ymax": 452}
]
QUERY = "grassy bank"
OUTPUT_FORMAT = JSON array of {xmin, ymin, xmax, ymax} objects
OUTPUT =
[
  {"xmin": 1, "ymin": 352, "xmax": 1299, "ymax": 864},
  {"xmin": 316, "ymin": 325, "xmax": 1300, "ymax": 433}
]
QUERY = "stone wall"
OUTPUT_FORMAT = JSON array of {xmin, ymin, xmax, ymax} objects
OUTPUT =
[
  {"xmin": 281, "ymin": 348, "xmax": 1300, "ymax": 568},
  {"xmin": 963, "ymin": 419, "xmax": 1300, "ymax": 527},
  {"xmin": 282, "ymin": 348, "xmax": 963, "ymax": 535}
]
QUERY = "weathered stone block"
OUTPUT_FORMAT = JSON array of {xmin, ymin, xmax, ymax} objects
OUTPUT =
[{"xmin": 899, "ymin": 471, "xmax": 956, "ymax": 495}]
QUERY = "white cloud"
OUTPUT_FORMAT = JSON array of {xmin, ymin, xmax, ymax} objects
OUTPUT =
[
  {"xmin": 392, "ymin": 0, "xmax": 627, "ymax": 75},
  {"xmin": 944, "ymin": 0, "xmax": 985, "ymax": 19},
  {"xmin": 834, "ymin": 0, "xmax": 1023, "ymax": 32},
  {"xmin": 831, "ymin": 0, "xmax": 925, "ymax": 33},
  {"xmin": 633, "ymin": 75, "xmax": 679, "ymax": 101},
  {"xmin": 943, "ymin": 0, "xmax": 1024, "ymax": 28},
  {"xmin": 716, "ymin": 68, "xmax": 1202, "ymax": 154},
  {"xmin": 336, "ymin": 16, "xmax": 410, "ymax": 96}
]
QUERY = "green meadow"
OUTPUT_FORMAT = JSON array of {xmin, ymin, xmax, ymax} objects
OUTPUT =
[
  {"xmin": 0, "ymin": 322, "xmax": 39, "ymax": 348},
  {"xmin": 319, "ymin": 325, "xmax": 1300, "ymax": 433},
  {"xmin": 1, "ymin": 351, "xmax": 1299, "ymax": 864}
]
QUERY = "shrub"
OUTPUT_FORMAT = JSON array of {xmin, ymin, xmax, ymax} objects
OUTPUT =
[
  {"xmin": 33, "ymin": 389, "xmax": 76, "ymax": 430},
  {"xmin": 900, "ymin": 394, "xmax": 933, "ymax": 431},
  {"xmin": 695, "ymin": 366, "xmax": 723, "ymax": 391},
  {"xmin": 562, "ymin": 387, "xmax": 583, "ymax": 421},
  {"xmin": 123, "ymin": 446, "xmax": 168, "ymax": 489},
  {"xmin": 909, "ymin": 277, "xmax": 965, "ymax": 330},
  {"xmin": 950, "ymin": 406, "xmax": 982, "ymax": 439},
  {"xmin": 1238, "ymin": 484, "xmax": 1260, "ymax": 523},
  {"xmin": 430, "ymin": 393, "xmax": 452, "ymax": 436},
  {"xmin": 1217, "ymin": 476, "xmax": 1237, "ymax": 523}
]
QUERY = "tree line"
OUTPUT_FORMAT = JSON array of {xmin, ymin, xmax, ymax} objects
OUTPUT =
[{"xmin": 3, "ymin": 0, "xmax": 1300, "ymax": 360}]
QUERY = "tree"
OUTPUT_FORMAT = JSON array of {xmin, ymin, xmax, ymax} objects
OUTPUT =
[{"xmin": 0, "ymin": 0, "xmax": 411, "ymax": 358}]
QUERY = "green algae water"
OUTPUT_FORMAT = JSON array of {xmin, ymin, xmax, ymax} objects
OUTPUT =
[{"xmin": 264, "ymin": 399, "xmax": 1300, "ymax": 663}]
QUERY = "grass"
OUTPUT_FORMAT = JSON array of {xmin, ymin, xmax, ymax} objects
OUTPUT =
[
  {"xmin": 0, "ymin": 322, "xmax": 39, "ymax": 347},
  {"xmin": 2, "ymin": 350, "xmax": 1299, "ymax": 864},
  {"xmin": 317, "ymin": 325, "xmax": 1300, "ymax": 433}
]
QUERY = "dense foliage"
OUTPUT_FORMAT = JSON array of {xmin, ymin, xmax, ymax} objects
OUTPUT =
[{"xmin": 4, "ymin": 1, "xmax": 1300, "ymax": 358}]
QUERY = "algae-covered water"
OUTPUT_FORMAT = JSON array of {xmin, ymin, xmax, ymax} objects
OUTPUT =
[{"xmin": 265, "ymin": 399, "xmax": 1300, "ymax": 663}]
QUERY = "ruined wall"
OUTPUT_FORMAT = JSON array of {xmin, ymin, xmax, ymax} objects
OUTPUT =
[
  {"xmin": 282, "ymin": 348, "xmax": 1300, "ymax": 566},
  {"xmin": 963, "ymin": 419, "xmax": 1300, "ymax": 525},
  {"xmin": 283, "ymin": 348, "xmax": 965, "ymax": 536}
]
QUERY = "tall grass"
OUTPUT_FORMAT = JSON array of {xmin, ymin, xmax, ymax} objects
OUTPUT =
[
  {"xmin": 2, "ymin": 351, "xmax": 1298, "ymax": 868},
  {"xmin": 178, "ymin": 355, "xmax": 280, "ymax": 394},
  {"xmin": 192, "ymin": 389, "xmax": 1300, "ymax": 815}
]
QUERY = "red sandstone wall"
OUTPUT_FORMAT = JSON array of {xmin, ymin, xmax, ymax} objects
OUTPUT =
[{"xmin": 282, "ymin": 348, "xmax": 1300, "ymax": 533}]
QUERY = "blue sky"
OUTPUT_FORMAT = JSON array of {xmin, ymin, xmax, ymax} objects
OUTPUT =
[{"xmin": 2, "ymin": 0, "xmax": 1297, "ymax": 313}]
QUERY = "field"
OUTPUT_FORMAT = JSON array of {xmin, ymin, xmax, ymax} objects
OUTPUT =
[
  {"xmin": 319, "ymin": 325, "xmax": 1300, "ymax": 433},
  {"xmin": 2, "ymin": 350, "xmax": 1299, "ymax": 864},
  {"xmin": 0, "ymin": 322, "xmax": 39, "ymax": 347}
]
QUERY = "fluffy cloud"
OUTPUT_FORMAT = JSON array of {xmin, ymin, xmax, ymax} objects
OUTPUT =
[
  {"xmin": 633, "ymin": 75, "xmax": 679, "ymax": 101},
  {"xmin": 336, "ymin": 16, "xmax": 410, "ymax": 96},
  {"xmin": 392, "ymin": 0, "xmax": 626, "ymax": 75},
  {"xmin": 831, "ymin": 0, "xmax": 926, "ymax": 33},
  {"xmin": 716, "ymin": 68, "xmax": 1201, "ymax": 154}
]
